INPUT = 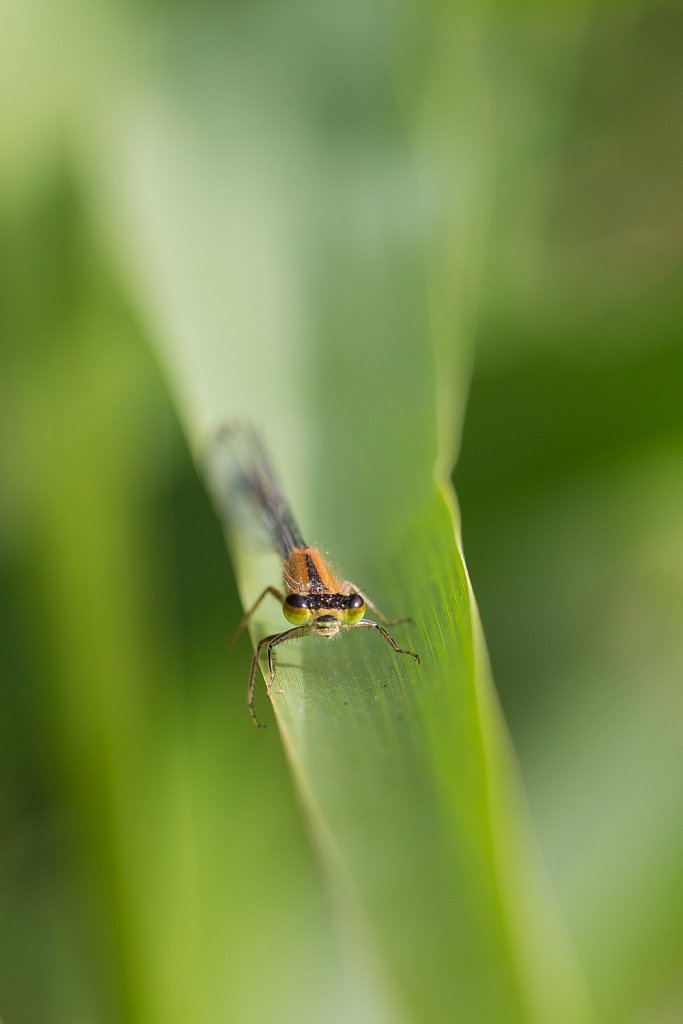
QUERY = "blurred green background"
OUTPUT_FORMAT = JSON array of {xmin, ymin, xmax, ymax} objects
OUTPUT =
[{"xmin": 1, "ymin": 1, "xmax": 681, "ymax": 1022}]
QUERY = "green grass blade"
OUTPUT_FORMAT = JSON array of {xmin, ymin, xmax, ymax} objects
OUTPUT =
[
  {"xmin": 91, "ymin": 128, "xmax": 591, "ymax": 1024},
  {"xmin": 5, "ymin": 3, "xmax": 680, "ymax": 1021},
  {"xmin": 84, "ymin": 7, "xmax": 593, "ymax": 1021}
]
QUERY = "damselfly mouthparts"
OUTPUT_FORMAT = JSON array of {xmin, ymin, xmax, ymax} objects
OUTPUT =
[{"xmin": 208, "ymin": 424, "xmax": 419, "ymax": 727}]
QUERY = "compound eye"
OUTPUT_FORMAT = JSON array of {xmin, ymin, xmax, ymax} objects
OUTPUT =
[
  {"xmin": 344, "ymin": 592, "xmax": 366, "ymax": 624},
  {"xmin": 283, "ymin": 592, "xmax": 311, "ymax": 624}
]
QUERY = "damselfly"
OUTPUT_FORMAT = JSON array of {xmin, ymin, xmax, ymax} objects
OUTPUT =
[{"xmin": 208, "ymin": 424, "xmax": 419, "ymax": 727}]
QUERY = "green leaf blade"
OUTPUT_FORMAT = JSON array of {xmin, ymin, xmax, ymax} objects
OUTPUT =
[{"xmin": 85, "ymin": 8, "xmax": 594, "ymax": 1019}]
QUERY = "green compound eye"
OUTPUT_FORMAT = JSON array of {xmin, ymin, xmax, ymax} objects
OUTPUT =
[
  {"xmin": 283, "ymin": 593, "xmax": 311, "ymax": 625},
  {"xmin": 344, "ymin": 593, "xmax": 365, "ymax": 625}
]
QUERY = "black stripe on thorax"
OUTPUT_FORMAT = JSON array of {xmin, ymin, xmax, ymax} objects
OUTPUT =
[{"xmin": 305, "ymin": 553, "xmax": 326, "ymax": 593}]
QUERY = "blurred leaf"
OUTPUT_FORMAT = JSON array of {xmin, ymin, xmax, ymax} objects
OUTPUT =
[
  {"xmin": 455, "ymin": 7, "xmax": 683, "ymax": 1018},
  {"xmin": 84, "ymin": 5, "xmax": 593, "ymax": 1021},
  {"xmin": 0, "ymin": 178, "xmax": 356, "ymax": 1024}
]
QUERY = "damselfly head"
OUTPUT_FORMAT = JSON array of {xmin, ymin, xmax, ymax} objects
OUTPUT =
[{"xmin": 282, "ymin": 591, "xmax": 366, "ymax": 633}]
